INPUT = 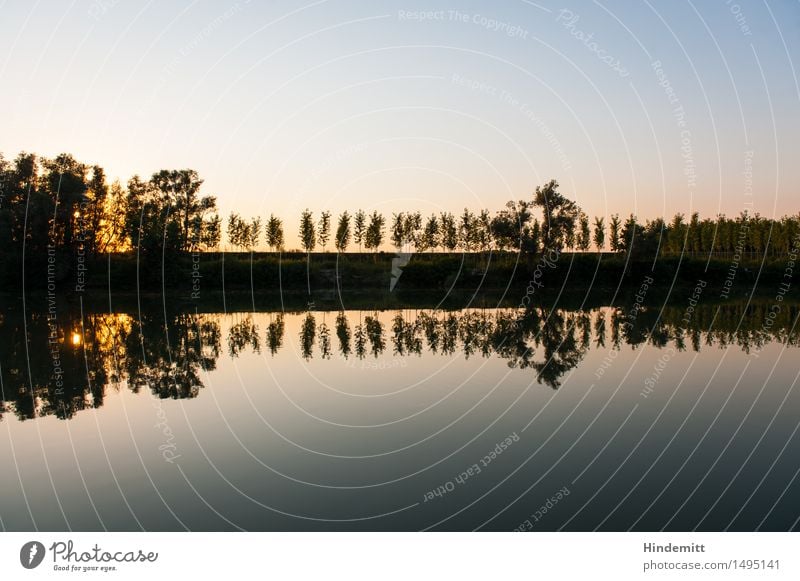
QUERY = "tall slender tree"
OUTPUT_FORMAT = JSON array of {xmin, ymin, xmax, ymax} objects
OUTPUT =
[
  {"xmin": 688, "ymin": 212, "xmax": 701, "ymax": 253},
  {"xmin": 248, "ymin": 217, "xmax": 261, "ymax": 250},
  {"xmin": 577, "ymin": 212, "xmax": 591, "ymax": 252},
  {"xmin": 335, "ymin": 211, "xmax": 351, "ymax": 252},
  {"xmin": 609, "ymin": 214, "xmax": 622, "ymax": 252},
  {"xmin": 391, "ymin": 212, "xmax": 405, "ymax": 250},
  {"xmin": 420, "ymin": 214, "xmax": 439, "ymax": 252},
  {"xmin": 227, "ymin": 213, "xmax": 256, "ymax": 250},
  {"xmin": 476, "ymin": 209, "xmax": 492, "ymax": 253},
  {"xmin": 83, "ymin": 165, "xmax": 108, "ymax": 257},
  {"xmin": 593, "ymin": 216, "xmax": 605, "ymax": 251},
  {"xmin": 365, "ymin": 211, "xmax": 385, "ymax": 252},
  {"xmin": 403, "ymin": 211, "xmax": 422, "ymax": 249},
  {"xmin": 95, "ymin": 180, "xmax": 128, "ymax": 252},
  {"xmin": 318, "ymin": 210, "xmax": 331, "ymax": 251},
  {"xmin": 266, "ymin": 214, "xmax": 284, "ymax": 251},
  {"xmin": 459, "ymin": 208, "xmax": 476, "ymax": 252},
  {"xmin": 620, "ymin": 214, "xmax": 642, "ymax": 253},
  {"xmin": 353, "ymin": 209, "xmax": 366, "ymax": 252},
  {"xmin": 300, "ymin": 209, "xmax": 316, "ymax": 253},
  {"xmin": 440, "ymin": 212, "xmax": 458, "ymax": 251}
]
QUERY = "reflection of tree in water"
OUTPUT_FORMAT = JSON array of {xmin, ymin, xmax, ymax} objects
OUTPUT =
[
  {"xmin": 227, "ymin": 316, "xmax": 260, "ymax": 357},
  {"xmin": 266, "ymin": 314, "xmax": 285, "ymax": 355},
  {"xmin": 528, "ymin": 310, "xmax": 585, "ymax": 389},
  {"xmin": 300, "ymin": 313, "xmax": 316, "ymax": 360},
  {"xmin": 441, "ymin": 314, "xmax": 459, "ymax": 355},
  {"xmin": 464, "ymin": 311, "xmax": 494, "ymax": 359},
  {"xmin": 335, "ymin": 312, "xmax": 351, "ymax": 358},
  {"xmin": 126, "ymin": 312, "xmax": 221, "ymax": 400},
  {"xmin": 577, "ymin": 312, "xmax": 591, "ymax": 351},
  {"xmin": 0, "ymin": 311, "xmax": 109, "ymax": 420},
  {"xmin": 3, "ymin": 300, "xmax": 800, "ymax": 421},
  {"xmin": 594, "ymin": 311, "xmax": 606, "ymax": 348},
  {"xmin": 392, "ymin": 314, "xmax": 406, "ymax": 356},
  {"xmin": 288, "ymin": 302, "xmax": 800, "ymax": 390},
  {"xmin": 318, "ymin": 314, "xmax": 332, "ymax": 360},
  {"xmin": 353, "ymin": 316, "xmax": 367, "ymax": 359},
  {"xmin": 494, "ymin": 308, "xmax": 588, "ymax": 389},
  {"xmin": 610, "ymin": 309, "xmax": 622, "ymax": 349},
  {"xmin": 394, "ymin": 312, "xmax": 424, "ymax": 356},
  {"xmin": 647, "ymin": 316, "xmax": 670, "ymax": 348},
  {"xmin": 0, "ymin": 308, "xmax": 220, "ymax": 420},
  {"xmin": 364, "ymin": 315, "xmax": 385, "ymax": 357},
  {"xmin": 419, "ymin": 311, "xmax": 440, "ymax": 353}
]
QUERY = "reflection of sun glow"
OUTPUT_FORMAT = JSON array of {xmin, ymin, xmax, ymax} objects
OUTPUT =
[
  {"xmin": 71, "ymin": 332, "xmax": 82, "ymax": 346},
  {"xmin": 90, "ymin": 313, "xmax": 134, "ymax": 386}
]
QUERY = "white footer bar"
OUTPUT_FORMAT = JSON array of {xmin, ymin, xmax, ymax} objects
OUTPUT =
[{"xmin": 1, "ymin": 532, "xmax": 796, "ymax": 580}]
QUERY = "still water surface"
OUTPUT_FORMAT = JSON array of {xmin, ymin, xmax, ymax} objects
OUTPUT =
[{"xmin": 1, "ymin": 300, "xmax": 799, "ymax": 530}]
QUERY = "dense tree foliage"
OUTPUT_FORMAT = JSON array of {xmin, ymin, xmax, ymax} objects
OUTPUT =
[
  {"xmin": 299, "ymin": 209, "xmax": 316, "ymax": 253},
  {"xmin": 335, "ymin": 211, "xmax": 351, "ymax": 252},
  {"xmin": 0, "ymin": 152, "xmax": 221, "ymax": 282},
  {"xmin": 265, "ymin": 214, "xmax": 284, "ymax": 251}
]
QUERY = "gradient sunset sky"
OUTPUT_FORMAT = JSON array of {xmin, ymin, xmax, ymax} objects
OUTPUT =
[{"xmin": 1, "ymin": 0, "xmax": 798, "ymax": 248}]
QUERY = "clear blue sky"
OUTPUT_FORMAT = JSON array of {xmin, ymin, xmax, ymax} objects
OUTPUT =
[{"xmin": 1, "ymin": 0, "xmax": 798, "ymax": 247}]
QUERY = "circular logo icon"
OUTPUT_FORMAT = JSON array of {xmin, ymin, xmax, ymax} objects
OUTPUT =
[{"xmin": 20, "ymin": 541, "xmax": 46, "ymax": 569}]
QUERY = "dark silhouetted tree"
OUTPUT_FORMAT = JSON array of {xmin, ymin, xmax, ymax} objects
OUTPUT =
[
  {"xmin": 266, "ymin": 214, "xmax": 284, "ymax": 251},
  {"xmin": 353, "ymin": 209, "xmax": 366, "ymax": 252},
  {"xmin": 335, "ymin": 211, "xmax": 350, "ymax": 252},
  {"xmin": 609, "ymin": 214, "xmax": 622, "ymax": 252},
  {"xmin": 420, "ymin": 214, "xmax": 439, "ymax": 252},
  {"xmin": 300, "ymin": 209, "xmax": 316, "ymax": 253},
  {"xmin": 318, "ymin": 211, "xmax": 331, "ymax": 251},
  {"xmin": 365, "ymin": 211, "xmax": 385, "ymax": 253},
  {"xmin": 533, "ymin": 179, "xmax": 578, "ymax": 251},
  {"xmin": 577, "ymin": 212, "xmax": 591, "ymax": 252},
  {"xmin": 439, "ymin": 212, "xmax": 458, "ymax": 251},
  {"xmin": 593, "ymin": 216, "xmax": 605, "ymax": 251}
]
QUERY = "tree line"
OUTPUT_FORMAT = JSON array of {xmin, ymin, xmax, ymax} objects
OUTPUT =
[{"xmin": 2, "ymin": 150, "xmax": 798, "ymax": 265}]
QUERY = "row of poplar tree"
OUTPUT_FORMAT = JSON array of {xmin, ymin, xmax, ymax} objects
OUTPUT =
[
  {"xmin": 1, "ymin": 151, "xmax": 798, "ymax": 260},
  {"xmin": 225, "ymin": 192, "xmax": 799, "ymax": 259}
]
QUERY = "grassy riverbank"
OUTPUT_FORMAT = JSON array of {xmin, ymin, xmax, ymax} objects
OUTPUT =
[{"xmin": 3, "ymin": 251, "xmax": 796, "ymax": 310}]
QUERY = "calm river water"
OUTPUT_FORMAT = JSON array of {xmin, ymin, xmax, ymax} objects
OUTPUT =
[{"xmin": 1, "ymin": 298, "xmax": 799, "ymax": 530}]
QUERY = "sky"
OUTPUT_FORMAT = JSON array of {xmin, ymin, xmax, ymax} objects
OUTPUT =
[{"xmin": 1, "ymin": 0, "xmax": 799, "ymax": 249}]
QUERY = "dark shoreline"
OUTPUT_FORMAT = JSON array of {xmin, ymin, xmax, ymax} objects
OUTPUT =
[{"xmin": 2, "ymin": 248, "xmax": 797, "ymax": 325}]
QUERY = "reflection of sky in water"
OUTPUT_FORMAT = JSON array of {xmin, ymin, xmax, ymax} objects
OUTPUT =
[{"xmin": 0, "ymin": 305, "xmax": 799, "ymax": 531}]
